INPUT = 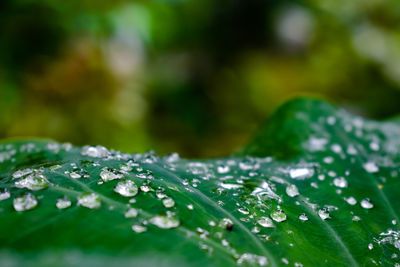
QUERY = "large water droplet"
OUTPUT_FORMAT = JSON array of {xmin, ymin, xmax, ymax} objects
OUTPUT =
[
  {"xmin": 361, "ymin": 198, "xmax": 373, "ymax": 209},
  {"xmin": 286, "ymin": 184, "xmax": 299, "ymax": 197},
  {"xmin": 13, "ymin": 193, "xmax": 38, "ymax": 211},
  {"xmin": 162, "ymin": 197, "xmax": 175, "ymax": 208},
  {"xmin": 77, "ymin": 193, "xmax": 101, "ymax": 209},
  {"xmin": 100, "ymin": 168, "xmax": 124, "ymax": 182},
  {"xmin": 56, "ymin": 197, "xmax": 72, "ymax": 209},
  {"xmin": 114, "ymin": 180, "xmax": 138, "ymax": 197},
  {"xmin": 257, "ymin": 216, "xmax": 275, "ymax": 228},
  {"xmin": 289, "ymin": 167, "xmax": 314, "ymax": 180},
  {"xmin": 0, "ymin": 189, "xmax": 10, "ymax": 201},
  {"xmin": 271, "ymin": 210, "xmax": 287, "ymax": 222},
  {"xmin": 12, "ymin": 168, "xmax": 33, "ymax": 179},
  {"xmin": 344, "ymin": 196, "xmax": 357, "ymax": 205},
  {"xmin": 14, "ymin": 173, "xmax": 49, "ymax": 191},
  {"xmin": 150, "ymin": 214, "xmax": 180, "ymax": 229},
  {"xmin": 81, "ymin": 145, "xmax": 109, "ymax": 158}
]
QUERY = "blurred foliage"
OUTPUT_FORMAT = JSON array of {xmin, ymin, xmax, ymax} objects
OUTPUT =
[{"xmin": 1, "ymin": 0, "xmax": 400, "ymax": 157}]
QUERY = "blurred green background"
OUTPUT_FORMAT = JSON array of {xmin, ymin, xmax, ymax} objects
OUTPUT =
[{"xmin": 1, "ymin": 0, "xmax": 400, "ymax": 158}]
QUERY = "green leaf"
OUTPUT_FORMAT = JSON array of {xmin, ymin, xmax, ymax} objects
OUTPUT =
[{"xmin": 1, "ymin": 98, "xmax": 400, "ymax": 266}]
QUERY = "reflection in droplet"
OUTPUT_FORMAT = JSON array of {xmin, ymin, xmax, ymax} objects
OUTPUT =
[
  {"xmin": 77, "ymin": 193, "xmax": 101, "ymax": 209},
  {"xmin": 286, "ymin": 184, "xmax": 299, "ymax": 197},
  {"xmin": 150, "ymin": 214, "xmax": 180, "ymax": 229},
  {"xmin": 0, "ymin": 189, "xmax": 10, "ymax": 201},
  {"xmin": 361, "ymin": 198, "xmax": 373, "ymax": 209},
  {"xmin": 271, "ymin": 210, "xmax": 287, "ymax": 222},
  {"xmin": 13, "ymin": 193, "xmax": 38, "ymax": 211},
  {"xmin": 114, "ymin": 180, "xmax": 138, "ymax": 197},
  {"xmin": 56, "ymin": 197, "xmax": 72, "ymax": 209},
  {"xmin": 257, "ymin": 216, "xmax": 275, "ymax": 228},
  {"xmin": 125, "ymin": 208, "xmax": 138, "ymax": 218}
]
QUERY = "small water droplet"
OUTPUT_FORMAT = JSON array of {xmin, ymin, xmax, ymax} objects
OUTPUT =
[
  {"xmin": 81, "ymin": 145, "xmax": 109, "ymax": 158},
  {"xmin": 131, "ymin": 224, "xmax": 147, "ymax": 233},
  {"xmin": 344, "ymin": 196, "xmax": 357, "ymax": 205},
  {"xmin": 77, "ymin": 193, "xmax": 101, "ymax": 209},
  {"xmin": 318, "ymin": 209, "xmax": 330, "ymax": 220},
  {"xmin": 125, "ymin": 208, "xmax": 138, "ymax": 218},
  {"xmin": 162, "ymin": 197, "xmax": 175, "ymax": 208},
  {"xmin": 237, "ymin": 253, "xmax": 268, "ymax": 266},
  {"xmin": 257, "ymin": 216, "xmax": 275, "ymax": 228},
  {"xmin": 0, "ymin": 189, "xmax": 10, "ymax": 201},
  {"xmin": 361, "ymin": 198, "xmax": 373, "ymax": 209},
  {"xmin": 368, "ymin": 243, "xmax": 373, "ymax": 250},
  {"xmin": 56, "ymin": 197, "xmax": 71, "ymax": 209},
  {"xmin": 352, "ymin": 215, "xmax": 361, "ymax": 221},
  {"xmin": 289, "ymin": 167, "xmax": 314, "ymax": 180},
  {"xmin": 271, "ymin": 210, "xmax": 287, "ymax": 222},
  {"xmin": 333, "ymin": 177, "xmax": 348, "ymax": 188},
  {"xmin": 13, "ymin": 193, "xmax": 38, "ymax": 211},
  {"xmin": 114, "ymin": 180, "xmax": 138, "ymax": 197},
  {"xmin": 150, "ymin": 214, "xmax": 180, "ymax": 229},
  {"xmin": 187, "ymin": 204, "xmax": 194, "ymax": 210},
  {"xmin": 299, "ymin": 213, "xmax": 308, "ymax": 221},
  {"xmin": 286, "ymin": 184, "xmax": 299, "ymax": 197},
  {"xmin": 100, "ymin": 168, "xmax": 123, "ymax": 182},
  {"xmin": 140, "ymin": 185, "xmax": 151, "ymax": 192},
  {"xmin": 217, "ymin": 165, "xmax": 230, "ymax": 174},
  {"xmin": 363, "ymin": 162, "xmax": 379, "ymax": 173}
]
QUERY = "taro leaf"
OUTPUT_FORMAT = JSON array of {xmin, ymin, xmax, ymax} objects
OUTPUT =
[{"xmin": 0, "ymin": 98, "xmax": 400, "ymax": 266}]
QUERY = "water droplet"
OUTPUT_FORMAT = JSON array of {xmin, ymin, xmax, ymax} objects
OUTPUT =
[
  {"xmin": 282, "ymin": 258, "xmax": 289, "ymax": 264},
  {"xmin": 368, "ymin": 243, "xmax": 373, "ymax": 250},
  {"xmin": 361, "ymin": 198, "xmax": 373, "ymax": 209},
  {"xmin": 344, "ymin": 196, "xmax": 357, "ymax": 205},
  {"xmin": 114, "ymin": 180, "xmax": 138, "ymax": 197},
  {"xmin": 0, "ymin": 189, "xmax": 10, "ymax": 201},
  {"xmin": 238, "ymin": 207, "xmax": 249, "ymax": 215},
  {"xmin": 318, "ymin": 209, "xmax": 330, "ymax": 220},
  {"xmin": 289, "ymin": 167, "xmax": 314, "ymax": 180},
  {"xmin": 14, "ymin": 173, "xmax": 49, "ymax": 191},
  {"xmin": 257, "ymin": 216, "xmax": 275, "ymax": 228},
  {"xmin": 217, "ymin": 165, "xmax": 230, "ymax": 174},
  {"xmin": 100, "ymin": 168, "xmax": 123, "ymax": 182},
  {"xmin": 12, "ymin": 168, "xmax": 33, "ymax": 179},
  {"xmin": 187, "ymin": 204, "xmax": 194, "ymax": 210},
  {"xmin": 150, "ymin": 214, "xmax": 180, "ymax": 229},
  {"xmin": 331, "ymin": 144, "xmax": 342, "ymax": 154},
  {"xmin": 286, "ymin": 184, "xmax": 299, "ymax": 197},
  {"xmin": 333, "ymin": 177, "xmax": 348, "ymax": 188},
  {"xmin": 131, "ymin": 224, "xmax": 147, "ymax": 233},
  {"xmin": 13, "ymin": 193, "xmax": 38, "ymax": 211},
  {"xmin": 237, "ymin": 253, "xmax": 268, "ymax": 266},
  {"xmin": 124, "ymin": 208, "xmax": 138, "ymax": 218},
  {"xmin": 140, "ymin": 185, "xmax": 151, "ymax": 192},
  {"xmin": 81, "ymin": 145, "xmax": 109, "ymax": 158},
  {"xmin": 363, "ymin": 162, "xmax": 379, "ymax": 173},
  {"xmin": 162, "ymin": 197, "xmax": 175, "ymax": 208},
  {"xmin": 219, "ymin": 218, "xmax": 234, "ymax": 231},
  {"xmin": 56, "ymin": 197, "xmax": 71, "ymax": 209},
  {"xmin": 77, "ymin": 193, "xmax": 101, "ymax": 209},
  {"xmin": 299, "ymin": 213, "xmax": 308, "ymax": 221},
  {"xmin": 271, "ymin": 210, "xmax": 287, "ymax": 222},
  {"xmin": 352, "ymin": 216, "xmax": 361, "ymax": 221}
]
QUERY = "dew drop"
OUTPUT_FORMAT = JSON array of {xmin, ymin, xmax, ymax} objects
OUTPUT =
[
  {"xmin": 257, "ymin": 216, "xmax": 275, "ymax": 228},
  {"xmin": 0, "ymin": 189, "xmax": 10, "ymax": 201},
  {"xmin": 237, "ymin": 253, "xmax": 268, "ymax": 266},
  {"xmin": 125, "ymin": 208, "xmax": 138, "ymax": 218},
  {"xmin": 77, "ymin": 193, "xmax": 101, "ymax": 209},
  {"xmin": 150, "ymin": 214, "xmax": 180, "ymax": 229},
  {"xmin": 12, "ymin": 168, "xmax": 33, "ymax": 179},
  {"xmin": 217, "ymin": 165, "xmax": 230, "ymax": 174},
  {"xmin": 131, "ymin": 224, "xmax": 147, "ymax": 233},
  {"xmin": 56, "ymin": 197, "xmax": 71, "ymax": 209},
  {"xmin": 333, "ymin": 177, "xmax": 348, "ymax": 188},
  {"xmin": 299, "ymin": 213, "xmax": 309, "ymax": 221},
  {"xmin": 140, "ymin": 185, "xmax": 151, "ymax": 192},
  {"xmin": 289, "ymin": 167, "xmax": 314, "ymax": 180},
  {"xmin": 81, "ymin": 145, "xmax": 109, "ymax": 158},
  {"xmin": 368, "ymin": 243, "xmax": 373, "ymax": 250},
  {"xmin": 162, "ymin": 197, "xmax": 175, "ymax": 208},
  {"xmin": 13, "ymin": 193, "xmax": 38, "ymax": 211},
  {"xmin": 286, "ymin": 184, "xmax": 299, "ymax": 197},
  {"xmin": 363, "ymin": 162, "xmax": 379, "ymax": 173},
  {"xmin": 187, "ymin": 204, "xmax": 194, "ymax": 210},
  {"xmin": 361, "ymin": 198, "xmax": 373, "ymax": 209},
  {"xmin": 14, "ymin": 173, "xmax": 49, "ymax": 191},
  {"xmin": 114, "ymin": 180, "xmax": 138, "ymax": 197},
  {"xmin": 318, "ymin": 209, "xmax": 330, "ymax": 220},
  {"xmin": 344, "ymin": 196, "xmax": 357, "ymax": 205},
  {"xmin": 100, "ymin": 168, "xmax": 124, "ymax": 182},
  {"xmin": 271, "ymin": 210, "xmax": 287, "ymax": 222}
]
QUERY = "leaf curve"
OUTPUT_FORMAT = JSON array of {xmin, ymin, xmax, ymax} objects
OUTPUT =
[{"xmin": 0, "ymin": 98, "xmax": 400, "ymax": 266}]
